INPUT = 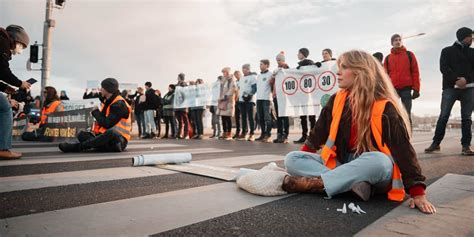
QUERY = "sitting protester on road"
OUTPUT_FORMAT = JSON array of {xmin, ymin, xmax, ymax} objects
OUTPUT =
[
  {"xmin": 282, "ymin": 50, "xmax": 436, "ymax": 214},
  {"xmin": 22, "ymin": 86, "xmax": 64, "ymax": 142},
  {"xmin": 59, "ymin": 78, "xmax": 132, "ymax": 153}
]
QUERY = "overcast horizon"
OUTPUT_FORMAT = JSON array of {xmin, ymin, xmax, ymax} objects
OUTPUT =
[{"xmin": 1, "ymin": 0, "xmax": 473, "ymax": 117}]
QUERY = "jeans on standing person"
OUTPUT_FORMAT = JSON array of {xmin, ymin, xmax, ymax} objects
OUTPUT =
[
  {"xmin": 134, "ymin": 111, "xmax": 146, "ymax": 137},
  {"xmin": 221, "ymin": 116, "xmax": 232, "ymax": 133},
  {"xmin": 0, "ymin": 93, "xmax": 13, "ymax": 150},
  {"xmin": 234, "ymin": 102, "xmax": 241, "ymax": 135},
  {"xmin": 273, "ymin": 97, "xmax": 289, "ymax": 139},
  {"xmin": 300, "ymin": 115, "xmax": 316, "ymax": 137},
  {"xmin": 396, "ymin": 86, "xmax": 413, "ymax": 122},
  {"xmin": 240, "ymin": 102, "xmax": 255, "ymax": 135},
  {"xmin": 163, "ymin": 115, "xmax": 177, "ymax": 138},
  {"xmin": 432, "ymin": 88, "xmax": 473, "ymax": 147},
  {"xmin": 144, "ymin": 109, "xmax": 156, "ymax": 135},
  {"xmin": 191, "ymin": 109, "xmax": 204, "ymax": 135},
  {"xmin": 211, "ymin": 112, "xmax": 221, "ymax": 137},
  {"xmin": 256, "ymin": 100, "xmax": 272, "ymax": 137},
  {"xmin": 284, "ymin": 151, "xmax": 393, "ymax": 198},
  {"xmin": 175, "ymin": 111, "xmax": 189, "ymax": 138},
  {"xmin": 155, "ymin": 109, "xmax": 162, "ymax": 137}
]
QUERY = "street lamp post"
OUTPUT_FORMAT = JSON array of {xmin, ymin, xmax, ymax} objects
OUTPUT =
[{"xmin": 40, "ymin": 0, "xmax": 54, "ymax": 102}]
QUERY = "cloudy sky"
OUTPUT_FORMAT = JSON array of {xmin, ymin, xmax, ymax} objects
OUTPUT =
[{"xmin": 1, "ymin": 0, "xmax": 473, "ymax": 116}]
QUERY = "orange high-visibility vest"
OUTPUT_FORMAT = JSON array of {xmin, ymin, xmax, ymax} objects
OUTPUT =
[
  {"xmin": 320, "ymin": 90, "xmax": 405, "ymax": 202},
  {"xmin": 92, "ymin": 95, "xmax": 132, "ymax": 141},
  {"xmin": 40, "ymin": 100, "xmax": 64, "ymax": 125}
]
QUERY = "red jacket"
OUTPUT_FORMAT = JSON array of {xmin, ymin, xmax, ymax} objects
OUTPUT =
[{"xmin": 384, "ymin": 46, "xmax": 420, "ymax": 92}]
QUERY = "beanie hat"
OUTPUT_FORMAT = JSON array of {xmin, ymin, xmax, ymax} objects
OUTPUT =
[
  {"xmin": 101, "ymin": 78, "xmax": 119, "ymax": 94},
  {"xmin": 178, "ymin": 73, "xmax": 185, "ymax": 81},
  {"xmin": 6, "ymin": 25, "xmax": 29, "ymax": 48},
  {"xmin": 298, "ymin": 48, "xmax": 309, "ymax": 58},
  {"xmin": 456, "ymin": 27, "xmax": 473, "ymax": 41},
  {"xmin": 391, "ymin": 34, "xmax": 401, "ymax": 45},
  {"xmin": 276, "ymin": 51, "xmax": 285, "ymax": 61}
]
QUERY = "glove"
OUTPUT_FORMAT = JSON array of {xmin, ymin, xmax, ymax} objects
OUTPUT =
[
  {"xmin": 243, "ymin": 94, "xmax": 252, "ymax": 103},
  {"xmin": 315, "ymin": 62, "xmax": 322, "ymax": 68},
  {"xmin": 300, "ymin": 144, "xmax": 316, "ymax": 153},
  {"xmin": 412, "ymin": 90, "xmax": 420, "ymax": 99}
]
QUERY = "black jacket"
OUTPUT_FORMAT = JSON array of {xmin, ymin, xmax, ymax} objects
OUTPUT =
[
  {"xmin": 305, "ymin": 94, "xmax": 426, "ymax": 190},
  {"xmin": 143, "ymin": 88, "xmax": 159, "ymax": 110},
  {"xmin": 296, "ymin": 59, "xmax": 315, "ymax": 69},
  {"xmin": 440, "ymin": 42, "xmax": 474, "ymax": 89},
  {"xmin": 0, "ymin": 28, "xmax": 22, "ymax": 92},
  {"xmin": 91, "ymin": 93, "xmax": 130, "ymax": 130}
]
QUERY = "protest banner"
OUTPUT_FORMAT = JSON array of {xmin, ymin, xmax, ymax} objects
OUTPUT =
[
  {"xmin": 42, "ymin": 108, "xmax": 96, "ymax": 141},
  {"xmin": 62, "ymin": 98, "xmax": 101, "ymax": 111},
  {"xmin": 12, "ymin": 117, "xmax": 29, "ymax": 140},
  {"xmin": 173, "ymin": 82, "xmax": 220, "ymax": 109},
  {"xmin": 275, "ymin": 61, "xmax": 339, "ymax": 117}
]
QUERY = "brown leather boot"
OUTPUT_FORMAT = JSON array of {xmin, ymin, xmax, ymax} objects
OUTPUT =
[{"xmin": 282, "ymin": 175, "xmax": 325, "ymax": 193}]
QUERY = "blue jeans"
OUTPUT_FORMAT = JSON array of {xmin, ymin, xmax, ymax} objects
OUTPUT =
[
  {"xmin": 433, "ymin": 88, "xmax": 473, "ymax": 147},
  {"xmin": 144, "ymin": 110, "xmax": 156, "ymax": 134},
  {"xmin": 0, "ymin": 93, "xmax": 13, "ymax": 150},
  {"xmin": 285, "ymin": 151, "xmax": 393, "ymax": 198},
  {"xmin": 134, "ymin": 111, "xmax": 146, "ymax": 136},
  {"xmin": 396, "ymin": 87, "xmax": 412, "ymax": 122},
  {"xmin": 239, "ymin": 102, "xmax": 255, "ymax": 135},
  {"xmin": 256, "ymin": 100, "xmax": 272, "ymax": 136}
]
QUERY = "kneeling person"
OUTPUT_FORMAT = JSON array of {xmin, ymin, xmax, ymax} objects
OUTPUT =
[{"xmin": 59, "ymin": 78, "xmax": 131, "ymax": 152}]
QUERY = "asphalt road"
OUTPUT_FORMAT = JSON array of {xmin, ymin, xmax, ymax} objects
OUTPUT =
[{"xmin": 1, "ymin": 130, "xmax": 472, "ymax": 236}]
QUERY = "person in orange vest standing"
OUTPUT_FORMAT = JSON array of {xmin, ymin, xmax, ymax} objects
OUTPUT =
[
  {"xmin": 281, "ymin": 50, "xmax": 435, "ymax": 214},
  {"xmin": 59, "ymin": 78, "xmax": 132, "ymax": 152},
  {"xmin": 22, "ymin": 86, "xmax": 64, "ymax": 141}
]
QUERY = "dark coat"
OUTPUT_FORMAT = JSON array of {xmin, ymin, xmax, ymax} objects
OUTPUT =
[
  {"xmin": 440, "ymin": 42, "xmax": 474, "ymax": 89},
  {"xmin": 143, "ymin": 88, "xmax": 159, "ymax": 110},
  {"xmin": 0, "ymin": 28, "xmax": 22, "ymax": 92},
  {"xmin": 91, "ymin": 92, "xmax": 129, "ymax": 129},
  {"xmin": 296, "ymin": 58, "xmax": 315, "ymax": 69},
  {"xmin": 305, "ymin": 94, "xmax": 426, "ymax": 190}
]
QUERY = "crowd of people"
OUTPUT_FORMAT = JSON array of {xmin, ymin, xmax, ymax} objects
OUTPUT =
[{"xmin": 1, "ymin": 22, "xmax": 473, "ymax": 214}]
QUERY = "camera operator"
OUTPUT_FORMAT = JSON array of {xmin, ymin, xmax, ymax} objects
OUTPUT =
[{"xmin": 1, "ymin": 25, "xmax": 32, "ymax": 159}]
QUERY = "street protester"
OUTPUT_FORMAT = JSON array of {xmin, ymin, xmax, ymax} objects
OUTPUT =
[
  {"xmin": 21, "ymin": 86, "xmax": 64, "ymax": 142},
  {"xmin": 271, "ymin": 51, "xmax": 290, "ymax": 144},
  {"xmin": 425, "ymin": 27, "xmax": 474, "ymax": 156},
  {"xmin": 162, "ymin": 84, "xmax": 178, "ymax": 139},
  {"xmin": 217, "ymin": 67, "xmax": 238, "ymax": 140},
  {"xmin": 58, "ymin": 78, "xmax": 132, "ymax": 153},
  {"xmin": 0, "ymin": 25, "xmax": 32, "ymax": 159},
  {"xmin": 281, "ymin": 50, "xmax": 436, "ymax": 214}
]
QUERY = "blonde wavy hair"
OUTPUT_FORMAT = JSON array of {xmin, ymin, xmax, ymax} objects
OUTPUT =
[{"xmin": 337, "ymin": 50, "xmax": 411, "ymax": 154}]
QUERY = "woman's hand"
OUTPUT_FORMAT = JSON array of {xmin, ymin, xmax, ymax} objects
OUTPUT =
[{"xmin": 409, "ymin": 195, "xmax": 436, "ymax": 214}]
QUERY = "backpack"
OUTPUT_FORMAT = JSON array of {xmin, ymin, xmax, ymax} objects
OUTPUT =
[{"xmin": 384, "ymin": 51, "xmax": 412, "ymax": 75}]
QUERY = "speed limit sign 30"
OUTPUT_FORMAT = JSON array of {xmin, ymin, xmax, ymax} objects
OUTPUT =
[{"xmin": 317, "ymin": 71, "xmax": 336, "ymax": 92}]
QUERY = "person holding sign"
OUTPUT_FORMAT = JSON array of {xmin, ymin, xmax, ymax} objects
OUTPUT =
[
  {"xmin": 59, "ymin": 78, "xmax": 132, "ymax": 153},
  {"xmin": 0, "ymin": 25, "xmax": 32, "ymax": 159},
  {"xmin": 281, "ymin": 50, "xmax": 436, "ymax": 214},
  {"xmin": 294, "ymin": 48, "xmax": 317, "ymax": 144},
  {"xmin": 22, "ymin": 86, "xmax": 64, "ymax": 142},
  {"xmin": 271, "ymin": 51, "xmax": 290, "ymax": 144},
  {"xmin": 256, "ymin": 59, "xmax": 274, "ymax": 143},
  {"xmin": 238, "ymin": 64, "xmax": 257, "ymax": 141}
]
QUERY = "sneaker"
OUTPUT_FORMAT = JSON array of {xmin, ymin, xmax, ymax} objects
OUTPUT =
[
  {"xmin": 293, "ymin": 136, "xmax": 307, "ymax": 144},
  {"xmin": 262, "ymin": 136, "xmax": 272, "ymax": 143},
  {"xmin": 0, "ymin": 150, "xmax": 22, "ymax": 159},
  {"xmin": 237, "ymin": 134, "xmax": 247, "ymax": 140},
  {"xmin": 247, "ymin": 134, "xmax": 255, "ymax": 142},
  {"xmin": 191, "ymin": 134, "xmax": 199, "ymax": 139},
  {"xmin": 424, "ymin": 143, "xmax": 440, "ymax": 153},
  {"xmin": 255, "ymin": 135, "xmax": 265, "ymax": 141},
  {"xmin": 462, "ymin": 146, "xmax": 474, "ymax": 156}
]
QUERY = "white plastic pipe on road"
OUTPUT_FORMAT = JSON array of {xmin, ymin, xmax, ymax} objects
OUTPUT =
[{"xmin": 132, "ymin": 153, "xmax": 192, "ymax": 166}]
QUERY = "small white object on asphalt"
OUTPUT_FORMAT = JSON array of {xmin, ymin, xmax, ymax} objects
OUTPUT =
[
  {"xmin": 357, "ymin": 205, "xmax": 366, "ymax": 214},
  {"xmin": 348, "ymin": 203, "xmax": 361, "ymax": 214},
  {"xmin": 337, "ymin": 203, "xmax": 347, "ymax": 214}
]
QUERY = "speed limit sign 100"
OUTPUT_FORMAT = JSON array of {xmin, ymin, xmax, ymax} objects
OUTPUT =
[{"xmin": 282, "ymin": 76, "xmax": 298, "ymax": 95}]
